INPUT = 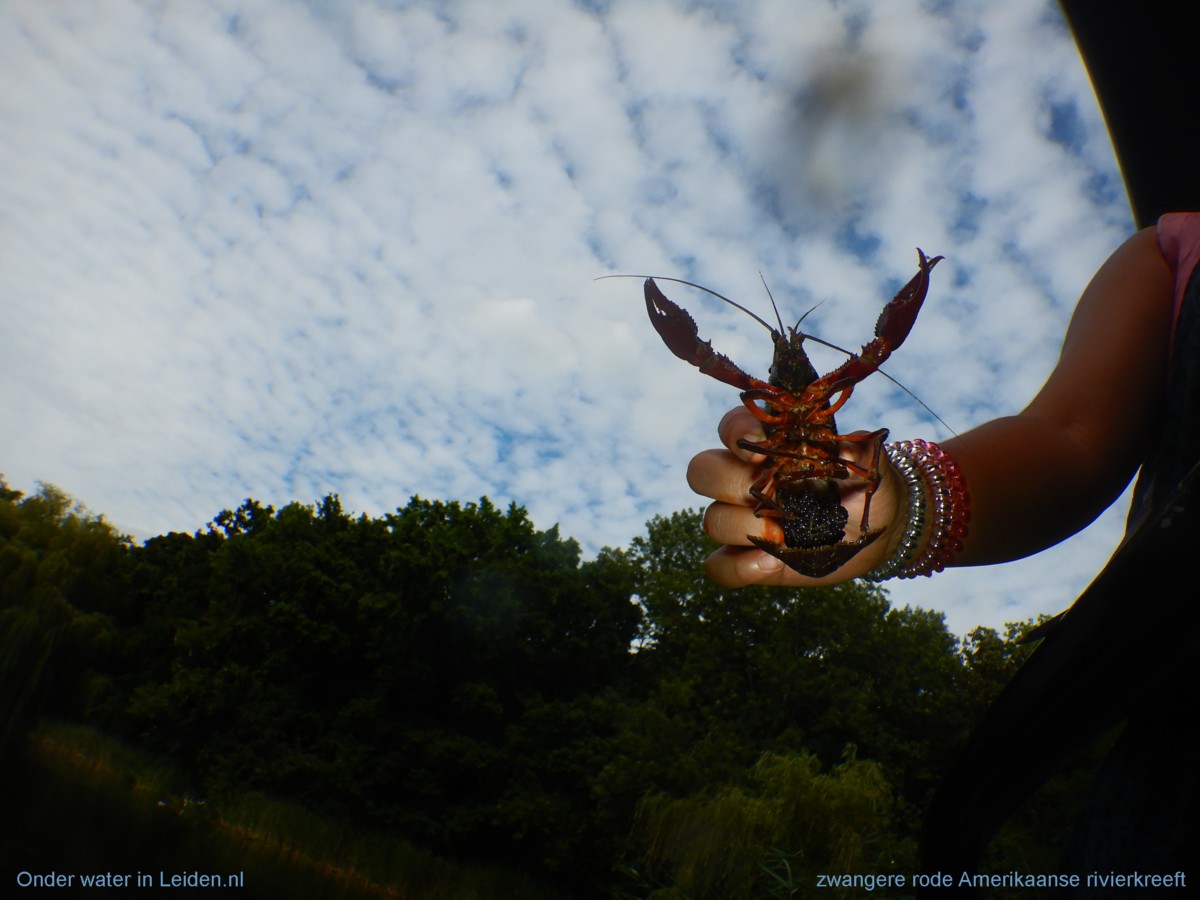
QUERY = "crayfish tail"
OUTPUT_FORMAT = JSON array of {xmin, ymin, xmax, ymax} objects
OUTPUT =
[{"xmin": 750, "ymin": 530, "xmax": 885, "ymax": 579}]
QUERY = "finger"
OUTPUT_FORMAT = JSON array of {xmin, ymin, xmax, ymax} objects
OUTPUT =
[
  {"xmin": 717, "ymin": 407, "xmax": 766, "ymax": 463},
  {"xmin": 687, "ymin": 449, "xmax": 758, "ymax": 505},
  {"xmin": 703, "ymin": 545, "xmax": 805, "ymax": 588},
  {"xmin": 701, "ymin": 500, "xmax": 778, "ymax": 545}
]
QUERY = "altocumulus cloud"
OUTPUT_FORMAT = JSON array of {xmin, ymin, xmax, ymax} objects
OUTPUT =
[{"xmin": 1, "ymin": 0, "xmax": 1132, "ymax": 633}]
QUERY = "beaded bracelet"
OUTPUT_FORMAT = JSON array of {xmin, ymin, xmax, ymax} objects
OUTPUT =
[
  {"xmin": 865, "ymin": 439, "xmax": 970, "ymax": 580},
  {"xmin": 864, "ymin": 443, "xmax": 926, "ymax": 581}
]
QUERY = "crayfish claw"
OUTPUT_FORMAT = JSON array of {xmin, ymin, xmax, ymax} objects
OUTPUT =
[
  {"xmin": 645, "ymin": 278, "xmax": 763, "ymax": 391},
  {"xmin": 873, "ymin": 249, "xmax": 943, "ymax": 348}
]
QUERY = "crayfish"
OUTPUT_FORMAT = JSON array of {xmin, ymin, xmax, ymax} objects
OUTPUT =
[{"xmin": 643, "ymin": 249, "xmax": 942, "ymax": 577}]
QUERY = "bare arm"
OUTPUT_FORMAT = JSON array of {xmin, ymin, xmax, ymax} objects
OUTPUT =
[{"xmin": 692, "ymin": 226, "xmax": 1175, "ymax": 587}]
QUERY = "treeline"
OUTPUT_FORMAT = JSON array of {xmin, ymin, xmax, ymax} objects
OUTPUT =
[{"xmin": 1, "ymin": 476, "xmax": 1061, "ymax": 897}]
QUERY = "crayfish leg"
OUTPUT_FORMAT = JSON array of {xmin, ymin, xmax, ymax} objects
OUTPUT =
[
  {"xmin": 740, "ymin": 390, "xmax": 789, "ymax": 425},
  {"xmin": 747, "ymin": 468, "xmax": 782, "ymax": 514},
  {"xmin": 831, "ymin": 428, "xmax": 889, "ymax": 536}
]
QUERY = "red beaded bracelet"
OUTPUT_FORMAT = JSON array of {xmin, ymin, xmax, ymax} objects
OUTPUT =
[
  {"xmin": 867, "ymin": 439, "xmax": 970, "ymax": 580},
  {"xmin": 902, "ymin": 439, "xmax": 970, "ymax": 577}
]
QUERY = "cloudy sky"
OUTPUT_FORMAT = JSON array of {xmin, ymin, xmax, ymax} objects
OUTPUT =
[{"xmin": 2, "ymin": 0, "xmax": 1135, "ymax": 634}]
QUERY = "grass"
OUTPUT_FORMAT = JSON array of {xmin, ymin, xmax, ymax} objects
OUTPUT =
[{"xmin": 30, "ymin": 721, "xmax": 576, "ymax": 900}]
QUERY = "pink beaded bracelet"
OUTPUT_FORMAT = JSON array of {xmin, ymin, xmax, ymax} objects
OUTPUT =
[{"xmin": 866, "ymin": 439, "xmax": 970, "ymax": 580}]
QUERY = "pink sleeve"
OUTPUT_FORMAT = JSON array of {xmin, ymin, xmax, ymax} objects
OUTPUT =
[{"xmin": 1157, "ymin": 213, "xmax": 1200, "ymax": 344}]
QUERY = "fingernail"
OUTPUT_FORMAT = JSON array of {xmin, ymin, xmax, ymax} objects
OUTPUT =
[{"xmin": 754, "ymin": 553, "xmax": 783, "ymax": 574}]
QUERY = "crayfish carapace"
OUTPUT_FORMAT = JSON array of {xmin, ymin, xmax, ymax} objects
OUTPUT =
[{"xmin": 644, "ymin": 250, "xmax": 942, "ymax": 577}]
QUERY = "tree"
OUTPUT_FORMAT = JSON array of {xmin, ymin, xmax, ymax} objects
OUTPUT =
[
  {"xmin": 125, "ymin": 494, "xmax": 641, "ymax": 890},
  {"xmin": 606, "ymin": 509, "xmax": 971, "ymax": 891},
  {"xmin": 615, "ymin": 510, "xmax": 965, "ymax": 798},
  {"xmin": 626, "ymin": 750, "xmax": 908, "ymax": 899},
  {"xmin": 0, "ymin": 478, "xmax": 129, "ymax": 751}
]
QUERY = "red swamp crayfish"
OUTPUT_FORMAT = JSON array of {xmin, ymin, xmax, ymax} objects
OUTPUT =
[{"xmin": 639, "ymin": 249, "xmax": 942, "ymax": 577}]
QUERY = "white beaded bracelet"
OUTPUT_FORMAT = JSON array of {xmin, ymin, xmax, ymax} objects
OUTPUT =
[
  {"xmin": 864, "ymin": 443, "xmax": 925, "ymax": 581},
  {"xmin": 865, "ymin": 440, "xmax": 970, "ymax": 581}
]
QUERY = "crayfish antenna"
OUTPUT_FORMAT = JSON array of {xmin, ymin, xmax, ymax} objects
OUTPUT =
[
  {"xmin": 597, "ymin": 274, "xmax": 778, "ymax": 335},
  {"xmin": 794, "ymin": 299, "xmax": 826, "ymax": 331},
  {"xmin": 885, "ymin": 376, "xmax": 959, "ymax": 437},
  {"xmin": 758, "ymin": 272, "xmax": 787, "ymax": 335}
]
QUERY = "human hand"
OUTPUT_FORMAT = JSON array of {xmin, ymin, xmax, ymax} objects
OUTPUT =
[{"xmin": 687, "ymin": 406, "xmax": 907, "ymax": 587}]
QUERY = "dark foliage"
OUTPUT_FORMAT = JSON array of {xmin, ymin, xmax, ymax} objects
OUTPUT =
[
  {"xmin": 1, "ymin": 475, "xmax": 1058, "ymax": 896},
  {"xmin": 0, "ymin": 478, "xmax": 130, "ymax": 752},
  {"xmin": 117, "ymin": 495, "xmax": 641, "ymax": 889}
]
